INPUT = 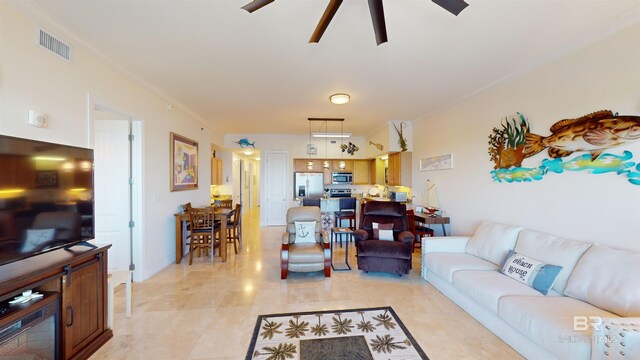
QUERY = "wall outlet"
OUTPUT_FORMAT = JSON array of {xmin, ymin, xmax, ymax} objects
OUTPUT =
[{"xmin": 28, "ymin": 110, "xmax": 48, "ymax": 128}]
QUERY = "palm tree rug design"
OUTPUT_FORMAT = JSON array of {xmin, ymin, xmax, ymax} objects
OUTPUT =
[{"xmin": 246, "ymin": 306, "xmax": 428, "ymax": 360}]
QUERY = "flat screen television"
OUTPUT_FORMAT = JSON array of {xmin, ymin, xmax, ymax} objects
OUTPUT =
[{"xmin": 0, "ymin": 134, "xmax": 94, "ymax": 266}]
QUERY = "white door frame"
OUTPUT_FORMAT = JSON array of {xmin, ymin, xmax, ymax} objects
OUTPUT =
[{"xmin": 87, "ymin": 94, "xmax": 145, "ymax": 282}]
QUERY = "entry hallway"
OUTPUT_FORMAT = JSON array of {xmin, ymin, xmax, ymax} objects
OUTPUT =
[{"xmin": 97, "ymin": 208, "xmax": 521, "ymax": 359}]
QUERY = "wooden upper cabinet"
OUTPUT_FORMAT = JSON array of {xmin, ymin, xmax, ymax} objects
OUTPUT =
[
  {"xmin": 332, "ymin": 160, "xmax": 353, "ymax": 172},
  {"xmin": 353, "ymin": 160, "xmax": 370, "ymax": 185},
  {"xmin": 386, "ymin": 152, "xmax": 412, "ymax": 187},
  {"xmin": 211, "ymin": 158, "xmax": 222, "ymax": 185},
  {"xmin": 294, "ymin": 159, "xmax": 324, "ymax": 172}
]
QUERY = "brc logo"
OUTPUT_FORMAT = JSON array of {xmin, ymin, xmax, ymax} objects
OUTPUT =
[{"xmin": 574, "ymin": 316, "xmax": 603, "ymax": 331}]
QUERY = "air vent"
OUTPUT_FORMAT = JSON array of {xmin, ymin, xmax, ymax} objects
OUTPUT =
[{"xmin": 38, "ymin": 28, "xmax": 72, "ymax": 62}]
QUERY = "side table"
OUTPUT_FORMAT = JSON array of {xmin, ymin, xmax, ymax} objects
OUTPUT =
[{"xmin": 331, "ymin": 227, "xmax": 353, "ymax": 271}]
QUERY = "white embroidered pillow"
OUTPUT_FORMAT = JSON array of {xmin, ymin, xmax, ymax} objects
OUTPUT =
[{"xmin": 294, "ymin": 221, "xmax": 316, "ymax": 244}]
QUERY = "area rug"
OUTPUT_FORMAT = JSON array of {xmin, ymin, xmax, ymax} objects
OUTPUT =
[{"xmin": 246, "ymin": 306, "xmax": 429, "ymax": 360}]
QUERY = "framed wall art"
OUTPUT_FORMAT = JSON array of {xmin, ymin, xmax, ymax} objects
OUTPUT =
[
  {"xmin": 420, "ymin": 154, "xmax": 454, "ymax": 171},
  {"xmin": 170, "ymin": 132, "xmax": 199, "ymax": 191}
]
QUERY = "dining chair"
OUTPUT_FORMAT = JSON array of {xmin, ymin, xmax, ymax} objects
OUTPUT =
[
  {"xmin": 182, "ymin": 202, "xmax": 192, "ymax": 248},
  {"xmin": 187, "ymin": 206, "xmax": 220, "ymax": 265},
  {"xmin": 406, "ymin": 209, "xmax": 434, "ymax": 252},
  {"xmin": 219, "ymin": 199, "xmax": 233, "ymax": 209},
  {"xmin": 226, "ymin": 203, "xmax": 242, "ymax": 254}
]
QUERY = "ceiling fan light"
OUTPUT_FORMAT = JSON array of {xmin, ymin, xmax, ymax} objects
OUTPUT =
[{"xmin": 330, "ymin": 93, "xmax": 350, "ymax": 105}]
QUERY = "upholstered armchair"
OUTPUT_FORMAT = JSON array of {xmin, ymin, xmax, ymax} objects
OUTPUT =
[
  {"xmin": 281, "ymin": 206, "xmax": 331, "ymax": 279},
  {"xmin": 353, "ymin": 201, "xmax": 414, "ymax": 275}
]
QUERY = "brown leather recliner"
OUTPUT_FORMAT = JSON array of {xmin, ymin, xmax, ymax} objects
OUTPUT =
[
  {"xmin": 281, "ymin": 206, "xmax": 331, "ymax": 279},
  {"xmin": 353, "ymin": 201, "xmax": 414, "ymax": 276}
]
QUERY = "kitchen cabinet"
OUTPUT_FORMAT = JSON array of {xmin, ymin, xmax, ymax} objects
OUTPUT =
[
  {"xmin": 331, "ymin": 159, "xmax": 353, "ymax": 172},
  {"xmin": 294, "ymin": 159, "xmax": 328, "ymax": 172},
  {"xmin": 353, "ymin": 160, "xmax": 370, "ymax": 185},
  {"xmin": 211, "ymin": 158, "xmax": 222, "ymax": 185},
  {"xmin": 386, "ymin": 152, "xmax": 412, "ymax": 187},
  {"xmin": 369, "ymin": 158, "xmax": 385, "ymax": 185}
]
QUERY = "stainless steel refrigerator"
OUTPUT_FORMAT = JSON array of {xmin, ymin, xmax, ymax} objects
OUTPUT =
[{"xmin": 294, "ymin": 172, "xmax": 324, "ymax": 198}]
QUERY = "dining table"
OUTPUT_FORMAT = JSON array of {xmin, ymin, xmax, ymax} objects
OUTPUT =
[{"xmin": 174, "ymin": 206, "xmax": 234, "ymax": 263}]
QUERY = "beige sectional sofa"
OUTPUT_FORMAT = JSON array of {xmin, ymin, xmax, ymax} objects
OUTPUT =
[{"xmin": 421, "ymin": 221, "xmax": 640, "ymax": 359}]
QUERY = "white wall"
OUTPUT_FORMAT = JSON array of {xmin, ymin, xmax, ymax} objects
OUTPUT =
[
  {"xmin": 412, "ymin": 22, "xmax": 640, "ymax": 251},
  {"xmin": 0, "ymin": 4, "xmax": 224, "ymax": 279}
]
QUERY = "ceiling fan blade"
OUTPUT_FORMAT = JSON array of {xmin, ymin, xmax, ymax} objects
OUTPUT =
[
  {"xmin": 432, "ymin": 0, "xmax": 468, "ymax": 16},
  {"xmin": 309, "ymin": 0, "xmax": 343, "ymax": 43},
  {"xmin": 241, "ymin": 0, "xmax": 275, "ymax": 13},
  {"xmin": 368, "ymin": 0, "xmax": 388, "ymax": 46}
]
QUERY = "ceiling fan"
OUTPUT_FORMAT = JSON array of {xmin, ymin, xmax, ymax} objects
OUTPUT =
[{"xmin": 241, "ymin": 0, "xmax": 469, "ymax": 46}]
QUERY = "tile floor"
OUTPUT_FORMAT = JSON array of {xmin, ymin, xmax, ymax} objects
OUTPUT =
[{"xmin": 96, "ymin": 207, "xmax": 522, "ymax": 359}]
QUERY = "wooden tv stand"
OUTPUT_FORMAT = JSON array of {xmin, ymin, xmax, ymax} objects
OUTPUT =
[{"xmin": 0, "ymin": 244, "xmax": 113, "ymax": 360}]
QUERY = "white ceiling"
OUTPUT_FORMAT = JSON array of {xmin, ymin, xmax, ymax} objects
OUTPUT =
[{"xmin": 30, "ymin": 0, "xmax": 640, "ymax": 137}]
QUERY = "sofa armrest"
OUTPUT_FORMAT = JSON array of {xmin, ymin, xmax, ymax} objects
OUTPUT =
[
  {"xmin": 321, "ymin": 230, "xmax": 330, "ymax": 244},
  {"xmin": 422, "ymin": 236, "xmax": 470, "ymax": 254},
  {"xmin": 592, "ymin": 317, "xmax": 640, "ymax": 359},
  {"xmin": 282, "ymin": 232, "xmax": 290, "ymax": 245},
  {"xmin": 353, "ymin": 229, "xmax": 368, "ymax": 241}
]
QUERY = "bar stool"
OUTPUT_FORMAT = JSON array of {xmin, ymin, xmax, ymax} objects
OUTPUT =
[{"xmin": 334, "ymin": 197, "xmax": 356, "ymax": 247}]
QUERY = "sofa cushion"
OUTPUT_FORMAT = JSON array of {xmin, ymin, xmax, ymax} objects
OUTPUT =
[
  {"xmin": 424, "ymin": 253, "xmax": 498, "ymax": 283},
  {"xmin": 465, "ymin": 221, "xmax": 522, "ymax": 265},
  {"xmin": 452, "ymin": 270, "xmax": 544, "ymax": 313},
  {"xmin": 500, "ymin": 250, "xmax": 563, "ymax": 295},
  {"xmin": 565, "ymin": 245, "xmax": 640, "ymax": 317},
  {"xmin": 515, "ymin": 229, "xmax": 592, "ymax": 294},
  {"xmin": 498, "ymin": 296, "xmax": 619, "ymax": 360}
]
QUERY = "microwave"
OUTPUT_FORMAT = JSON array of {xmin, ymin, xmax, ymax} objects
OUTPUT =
[{"xmin": 331, "ymin": 171, "xmax": 353, "ymax": 185}]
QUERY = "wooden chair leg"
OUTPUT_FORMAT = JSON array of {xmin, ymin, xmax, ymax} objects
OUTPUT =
[{"xmin": 189, "ymin": 236, "xmax": 196, "ymax": 265}]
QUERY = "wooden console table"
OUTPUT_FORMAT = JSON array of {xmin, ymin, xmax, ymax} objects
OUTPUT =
[
  {"xmin": 174, "ymin": 207, "xmax": 233, "ymax": 264},
  {"xmin": 413, "ymin": 213, "xmax": 450, "ymax": 236}
]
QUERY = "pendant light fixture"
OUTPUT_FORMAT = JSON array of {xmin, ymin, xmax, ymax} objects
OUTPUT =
[
  {"xmin": 307, "ymin": 118, "xmax": 345, "ymax": 171},
  {"xmin": 323, "ymin": 120, "xmax": 330, "ymax": 169},
  {"xmin": 307, "ymin": 120, "xmax": 314, "ymax": 170},
  {"xmin": 338, "ymin": 120, "xmax": 346, "ymax": 170}
]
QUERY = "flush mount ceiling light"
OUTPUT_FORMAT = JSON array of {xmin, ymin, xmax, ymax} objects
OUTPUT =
[
  {"xmin": 244, "ymin": 150, "xmax": 253, "ymax": 155},
  {"xmin": 330, "ymin": 93, "xmax": 350, "ymax": 105}
]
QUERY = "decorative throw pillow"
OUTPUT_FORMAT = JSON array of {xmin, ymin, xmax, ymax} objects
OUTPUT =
[
  {"xmin": 500, "ymin": 250, "xmax": 563, "ymax": 295},
  {"xmin": 465, "ymin": 221, "xmax": 522, "ymax": 265},
  {"xmin": 21, "ymin": 229, "xmax": 56, "ymax": 253},
  {"xmin": 294, "ymin": 221, "xmax": 316, "ymax": 244},
  {"xmin": 372, "ymin": 222, "xmax": 394, "ymax": 241}
]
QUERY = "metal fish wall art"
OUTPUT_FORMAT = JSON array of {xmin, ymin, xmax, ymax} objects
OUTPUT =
[
  {"xmin": 489, "ymin": 110, "xmax": 640, "ymax": 185},
  {"xmin": 523, "ymin": 110, "xmax": 640, "ymax": 161}
]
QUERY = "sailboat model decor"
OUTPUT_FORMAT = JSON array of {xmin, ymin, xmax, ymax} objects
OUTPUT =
[{"xmin": 423, "ymin": 180, "xmax": 440, "ymax": 214}]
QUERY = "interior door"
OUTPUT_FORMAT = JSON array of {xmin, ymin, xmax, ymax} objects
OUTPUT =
[
  {"xmin": 265, "ymin": 151, "xmax": 288, "ymax": 225},
  {"xmin": 94, "ymin": 120, "xmax": 130, "ymax": 271}
]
